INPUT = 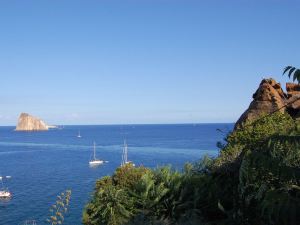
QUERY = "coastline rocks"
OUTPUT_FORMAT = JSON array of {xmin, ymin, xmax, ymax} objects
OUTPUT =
[
  {"xmin": 286, "ymin": 83, "xmax": 300, "ymax": 119},
  {"xmin": 15, "ymin": 113, "xmax": 49, "ymax": 131},
  {"xmin": 235, "ymin": 78, "xmax": 300, "ymax": 128},
  {"xmin": 286, "ymin": 83, "xmax": 300, "ymax": 97},
  {"xmin": 235, "ymin": 79, "xmax": 286, "ymax": 128}
]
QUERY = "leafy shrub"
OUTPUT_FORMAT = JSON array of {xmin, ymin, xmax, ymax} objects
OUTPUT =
[{"xmin": 83, "ymin": 112, "xmax": 300, "ymax": 225}]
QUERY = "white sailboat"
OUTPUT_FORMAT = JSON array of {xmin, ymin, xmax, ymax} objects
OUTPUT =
[
  {"xmin": 77, "ymin": 130, "xmax": 82, "ymax": 138},
  {"xmin": 121, "ymin": 140, "xmax": 135, "ymax": 167},
  {"xmin": 0, "ymin": 176, "xmax": 11, "ymax": 198},
  {"xmin": 89, "ymin": 142, "xmax": 104, "ymax": 166}
]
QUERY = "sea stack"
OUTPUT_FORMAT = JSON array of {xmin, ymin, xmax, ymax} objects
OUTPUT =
[{"xmin": 15, "ymin": 113, "xmax": 49, "ymax": 131}]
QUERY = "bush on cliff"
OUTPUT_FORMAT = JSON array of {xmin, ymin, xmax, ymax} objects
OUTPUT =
[{"xmin": 83, "ymin": 112, "xmax": 300, "ymax": 225}]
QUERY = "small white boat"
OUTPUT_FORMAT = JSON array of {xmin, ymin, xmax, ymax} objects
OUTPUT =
[
  {"xmin": 121, "ymin": 140, "xmax": 135, "ymax": 167},
  {"xmin": 0, "ymin": 190, "xmax": 11, "ymax": 198},
  {"xmin": 77, "ymin": 130, "xmax": 82, "ymax": 138},
  {"xmin": 0, "ymin": 176, "xmax": 11, "ymax": 198},
  {"xmin": 89, "ymin": 142, "xmax": 104, "ymax": 166}
]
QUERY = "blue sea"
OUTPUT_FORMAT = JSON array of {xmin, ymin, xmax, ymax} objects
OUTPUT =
[{"xmin": 0, "ymin": 124, "xmax": 233, "ymax": 225}]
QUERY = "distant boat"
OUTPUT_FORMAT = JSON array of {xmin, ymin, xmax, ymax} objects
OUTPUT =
[
  {"xmin": 0, "ymin": 176, "xmax": 11, "ymax": 198},
  {"xmin": 89, "ymin": 142, "xmax": 104, "ymax": 166},
  {"xmin": 121, "ymin": 140, "xmax": 135, "ymax": 167},
  {"xmin": 77, "ymin": 130, "xmax": 82, "ymax": 138}
]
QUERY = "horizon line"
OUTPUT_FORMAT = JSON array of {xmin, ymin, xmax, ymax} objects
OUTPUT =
[{"xmin": 0, "ymin": 122, "xmax": 235, "ymax": 127}]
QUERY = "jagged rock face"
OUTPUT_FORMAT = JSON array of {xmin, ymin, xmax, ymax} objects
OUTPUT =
[
  {"xmin": 286, "ymin": 83, "xmax": 300, "ymax": 119},
  {"xmin": 286, "ymin": 83, "xmax": 300, "ymax": 97},
  {"xmin": 235, "ymin": 79, "xmax": 287, "ymax": 128},
  {"xmin": 15, "ymin": 113, "xmax": 49, "ymax": 131}
]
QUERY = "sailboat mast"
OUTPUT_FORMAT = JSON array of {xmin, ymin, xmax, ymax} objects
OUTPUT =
[
  {"xmin": 121, "ymin": 147, "xmax": 124, "ymax": 166},
  {"xmin": 93, "ymin": 142, "xmax": 96, "ymax": 160},
  {"xmin": 124, "ymin": 139, "xmax": 128, "ymax": 163},
  {"xmin": 0, "ymin": 176, "xmax": 3, "ymax": 190}
]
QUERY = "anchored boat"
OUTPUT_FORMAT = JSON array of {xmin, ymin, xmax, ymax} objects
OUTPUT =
[
  {"xmin": 0, "ymin": 176, "xmax": 11, "ymax": 198},
  {"xmin": 121, "ymin": 140, "xmax": 135, "ymax": 167},
  {"xmin": 89, "ymin": 142, "xmax": 104, "ymax": 166}
]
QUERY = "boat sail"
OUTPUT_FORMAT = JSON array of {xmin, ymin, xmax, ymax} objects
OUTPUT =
[
  {"xmin": 0, "ymin": 176, "xmax": 11, "ymax": 198},
  {"xmin": 77, "ymin": 130, "xmax": 82, "ymax": 138},
  {"xmin": 121, "ymin": 140, "xmax": 135, "ymax": 167},
  {"xmin": 89, "ymin": 142, "xmax": 104, "ymax": 166}
]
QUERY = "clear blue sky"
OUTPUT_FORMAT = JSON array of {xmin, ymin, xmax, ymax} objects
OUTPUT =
[{"xmin": 0, "ymin": 0, "xmax": 299, "ymax": 125}]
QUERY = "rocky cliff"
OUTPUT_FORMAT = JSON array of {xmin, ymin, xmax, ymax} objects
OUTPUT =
[
  {"xmin": 15, "ymin": 113, "xmax": 49, "ymax": 131},
  {"xmin": 235, "ymin": 78, "xmax": 300, "ymax": 128},
  {"xmin": 286, "ymin": 83, "xmax": 300, "ymax": 118}
]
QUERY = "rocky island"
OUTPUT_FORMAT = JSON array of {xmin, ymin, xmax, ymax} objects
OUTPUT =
[{"xmin": 15, "ymin": 113, "xmax": 50, "ymax": 131}]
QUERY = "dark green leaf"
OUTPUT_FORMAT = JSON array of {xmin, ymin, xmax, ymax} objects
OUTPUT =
[
  {"xmin": 283, "ymin": 66, "xmax": 293, "ymax": 75},
  {"xmin": 288, "ymin": 67, "xmax": 296, "ymax": 79},
  {"xmin": 293, "ymin": 69, "xmax": 300, "ymax": 83}
]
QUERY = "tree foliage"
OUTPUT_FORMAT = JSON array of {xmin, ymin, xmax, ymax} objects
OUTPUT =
[{"xmin": 83, "ymin": 112, "xmax": 300, "ymax": 225}]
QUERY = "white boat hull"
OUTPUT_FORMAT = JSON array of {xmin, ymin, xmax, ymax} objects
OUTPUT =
[
  {"xmin": 89, "ymin": 160, "xmax": 104, "ymax": 165},
  {"xmin": 0, "ymin": 191, "xmax": 11, "ymax": 198}
]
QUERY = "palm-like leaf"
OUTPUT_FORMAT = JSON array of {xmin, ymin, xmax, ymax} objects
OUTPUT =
[
  {"xmin": 283, "ymin": 66, "xmax": 293, "ymax": 74},
  {"xmin": 293, "ymin": 69, "xmax": 300, "ymax": 83},
  {"xmin": 283, "ymin": 66, "xmax": 300, "ymax": 83}
]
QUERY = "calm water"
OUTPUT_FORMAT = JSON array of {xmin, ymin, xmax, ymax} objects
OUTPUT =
[{"xmin": 0, "ymin": 124, "xmax": 233, "ymax": 225}]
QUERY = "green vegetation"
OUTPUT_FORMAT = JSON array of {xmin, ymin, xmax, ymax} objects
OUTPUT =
[
  {"xmin": 283, "ymin": 66, "xmax": 300, "ymax": 83},
  {"xmin": 47, "ymin": 190, "xmax": 72, "ymax": 225},
  {"xmin": 83, "ymin": 112, "xmax": 300, "ymax": 225}
]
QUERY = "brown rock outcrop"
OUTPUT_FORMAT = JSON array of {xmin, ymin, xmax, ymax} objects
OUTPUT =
[
  {"xmin": 15, "ymin": 113, "xmax": 49, "ymax": 131},
  {"xmin": 286, "ymin": 83, "xmax": 300, "ymax": 96},
  {"xmin": 286, "ymin": 83, "xmax": 300, "ymax": 119},
  {"xmin": 235, "ymin": 78, "xmax": 300, "ymax": 128}
]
